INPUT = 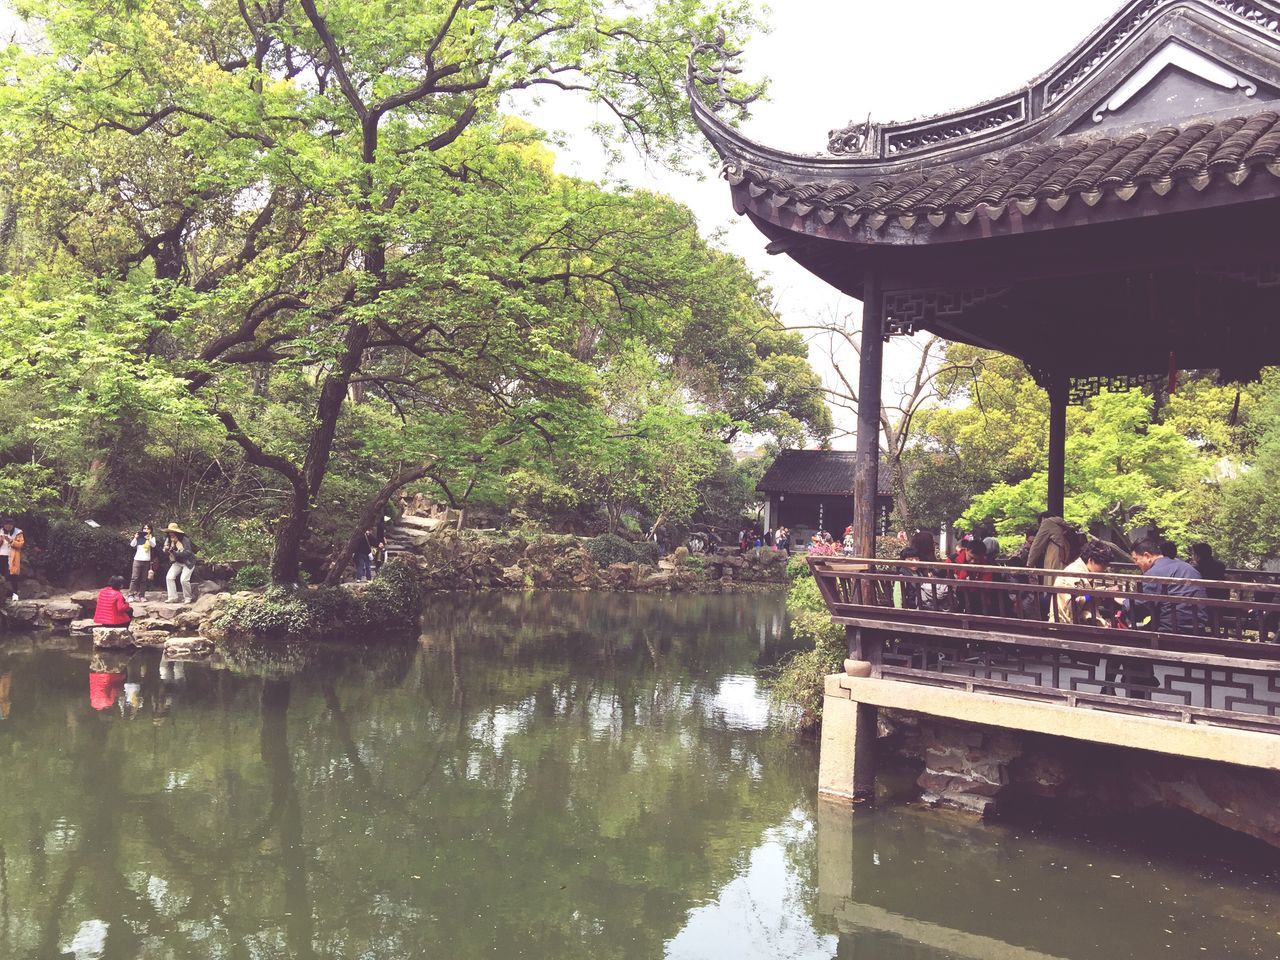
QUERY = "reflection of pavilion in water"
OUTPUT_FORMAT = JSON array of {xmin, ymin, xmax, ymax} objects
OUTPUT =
[{"xmin": 814, "ymin": 800, "xmax": 1280, "ymax": 959}]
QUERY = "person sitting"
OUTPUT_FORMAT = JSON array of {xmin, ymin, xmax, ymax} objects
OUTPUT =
[
  {"xmin": 1052, "ymin": 540, "xmax": 1113, "ymax": 624},
  {"xmin": 1130, "ymin": 538, "xmax": 1207, "ymax": 634},
  {"xmin": 1189, "ymin": 542, "xmax": 1229, "ymax": 602},
  {"xmin": 1159, "ymin": 539, "xmax": 1179, "ymax": 559},
  {"xmin": 93, "ymin": 575, "xmax": 134, "ymax": 628}
]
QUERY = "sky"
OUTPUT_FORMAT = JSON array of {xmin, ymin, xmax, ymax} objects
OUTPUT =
[
  {"xmin": 521, "ymin": 0, "xmax": 1124, "ymax": 445},
  {"xmin": 1, "ymin": 0, "xmax": 1126, "ymax": 445}
]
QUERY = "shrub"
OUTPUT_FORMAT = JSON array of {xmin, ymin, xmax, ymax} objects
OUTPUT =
[
  {"xmin": 632, "ymin": 541, "xmax": 660, "ymax": 566},
  {"xmin": 40, "ymin": 520, "xmax": 132, "ymax": 583},
  {"xmin": 588, "ymin": 533, "xmax": 637, "ymax": 567},
  {"xmin": 769, "ymin": 538, "xmax": 847, "ymax": 732},
  {"xmin": 211, "ymin": 558, "xmax": 423, "ymax": 641},
  {"xmin": 348, "ymin": 557, "xmax": 422, "ymax": 633},
  {"xmin": 785, "ymin": 553, "xmax": 812, "ymax": 581},
  {"xmin": 766, "ymin": 615, "xmax": 846, "ymax": 734},
  {"xmin": 213, "ymin": 586, "xmax": 321, "ymax": 641},
  {"xmin": 229, "ymin": 564, "xmax": 270, "ymax": 591}
]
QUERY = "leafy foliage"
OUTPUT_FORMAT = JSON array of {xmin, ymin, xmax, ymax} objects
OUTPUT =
[
  {"xmin": 229, "ymin": 564, "xmax": 270, "ymax": 592},
  {"xmin": 39, "ymin": 521, "xmax": 132, "ymax": 584}
]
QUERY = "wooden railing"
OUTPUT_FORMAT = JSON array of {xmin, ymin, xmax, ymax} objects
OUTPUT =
[{"xmin": 809, "ymin": 557, "xmax": 1280, "ymax": 733}]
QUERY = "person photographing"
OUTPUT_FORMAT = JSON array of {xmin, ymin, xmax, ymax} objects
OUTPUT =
[
  {"xmin": 128, "ymin": 524, "xmax": 156, "ymax": 601},
  {"xmin": 162, "ymin": 523, "xmax": 198, "ymax": 604}
]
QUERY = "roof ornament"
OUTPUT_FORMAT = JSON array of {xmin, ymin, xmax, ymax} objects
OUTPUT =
[
  {"xmin": 686, "ymin": 27, "xmax": 761, "ymax": 120},
  {"xmin": 829, "ymin": 114, "xmax": 876, "ymax": 156}
]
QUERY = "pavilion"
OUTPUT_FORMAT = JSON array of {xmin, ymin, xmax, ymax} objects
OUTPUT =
[
  {"xmin": 691, "ymin": 0, "xmax": 1280, "ymax": 557},
  {"xmin": 689, "ymin": 1, "xmax": 1280, "ymax": 828},
  {"xmin": 756, "ymin": 450, "xmax": 894, "ymax": 542}
]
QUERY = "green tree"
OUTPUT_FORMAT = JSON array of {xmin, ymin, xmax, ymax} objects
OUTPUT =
[
  {"xmin": 1, "ymin": 0, "xmax": 765, "ymax": 583},
  {"xmin": 962, "ymin": 390, "xmax": 1201, "ymax": 544}
]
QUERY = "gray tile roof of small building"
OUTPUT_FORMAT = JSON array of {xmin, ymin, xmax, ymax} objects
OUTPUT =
[{"xmin": 756, "ymin": 450, "xmax": 893, "ymax": 497}]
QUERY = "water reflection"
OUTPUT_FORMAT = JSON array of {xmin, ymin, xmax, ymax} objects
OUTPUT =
[{"xmin": 0, "ymin": 592, "xmax": 1276, "ymax": 960}]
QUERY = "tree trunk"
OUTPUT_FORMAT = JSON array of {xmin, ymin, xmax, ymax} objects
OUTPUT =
[{"xmin": 323, "ymin": 462, "xmax": 435, "ymax": 585}]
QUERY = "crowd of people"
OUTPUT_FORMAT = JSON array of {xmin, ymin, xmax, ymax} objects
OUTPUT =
[{"xmin": 879, "ymin": 513, "xmax": 1236, "ymax": 636}]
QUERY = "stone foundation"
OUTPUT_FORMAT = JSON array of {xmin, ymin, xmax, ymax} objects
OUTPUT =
[{"xmin": 883, "ymin": 709, "xmax": 1280, "ymax": 848}]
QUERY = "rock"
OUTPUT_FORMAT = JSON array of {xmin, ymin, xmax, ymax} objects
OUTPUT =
[
  {"xmin": 193, "ymin": 580, "xmax": 223, "ymax": 598},
  {"xmin": 70, "ymin": 590, "xmax": 99, "ymax": 613},
  {"xmin": 145, "ymin": 602, "xmax": 187, "ymax": 620},
  {"xmin": 44, "ymin": 601, "xmax": 83, "ymax": 622},
  {"xmin": 164, "ymin": 635, "xmax": 214, "ymax": 659},
  {"xmin": 3, "ymin": 600, "xmax": 44, "ymax": 626},
  {"xmin": 132, "ymin": 630, "xmax": 172, "ymax": 648},
  {"xmin": 70, "ymin": 618, "xmax": 97, "ymax": 636},
  {"xmin": 132, "ymin": 617, "xmax": 177, "ymax": 634},
  {"xmin": 92, "ymin": 626, "xmax": 134, "ymax": 649}
]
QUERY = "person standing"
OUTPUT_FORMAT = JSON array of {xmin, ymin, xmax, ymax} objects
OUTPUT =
[
  {"xmin": 162, "ymin": 523, "xmax": 197, "ymax": 604},
  {"xmin": 1028, "ymin": 513, "xmax": 1082, "ymax": 575},
  {"xmin": 1130, "ymin": 538, "xmax": 1208, "ymax": 634},
  {"xmin": 0, "ymin": 518, "xmax": 24, "ymax": 602},
  {"xmin": 354, "ymin": 529, "xmax": 379, "ymax": 581},
  {"xmin": 128, "ymin": 524, "xmax": 156, "ymax": 601}
]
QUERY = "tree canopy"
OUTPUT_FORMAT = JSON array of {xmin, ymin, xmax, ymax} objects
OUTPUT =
[{"xmin": 0, "ymin": 0, "xmax": 827, "ymax": 581}]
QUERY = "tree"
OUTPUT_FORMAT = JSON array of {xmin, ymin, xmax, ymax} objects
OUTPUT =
[
  {"xmin": 1, "ymin": 0, "xmax": 770, "ymax": 582},
  {"xmin": 962, "ymin": 390, "xmax": 1201, "ymax": 544},
  {"xmin": 906, "ymin": 346, "xmax": 1049, "ymax": 534}
]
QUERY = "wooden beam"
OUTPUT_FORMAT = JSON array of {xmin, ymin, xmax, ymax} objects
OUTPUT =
[
  {"xmin": 853, "ymin": 266, "xmax": 884, "ymax": 557},
  {"xmin": 1047, "ymin": 374, "xmax": 1067, "ymax": 517}
]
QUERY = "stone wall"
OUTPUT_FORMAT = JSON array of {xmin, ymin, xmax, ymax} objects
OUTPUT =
[{"xmin": 881, "ymin": 710, "xmax": 1280, "ymax": 848}]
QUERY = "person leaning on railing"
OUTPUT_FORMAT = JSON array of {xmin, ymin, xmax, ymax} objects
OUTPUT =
[
  {"xmin": 1051, "ymin": 540, "xmax": 1114, "ymax": 625},
  {"xmin": 1130, "ymin": 538, "xmax": 1208, "ymax": 634}
]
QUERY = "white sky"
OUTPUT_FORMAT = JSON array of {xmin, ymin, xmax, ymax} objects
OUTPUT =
[
  {"xmin": 2, "ymin": 0, "xmax": 1125, "ymax": 445},
  {"xmin": 522, "ymin": 0, "xmax": 1123, "ymax": 446}
]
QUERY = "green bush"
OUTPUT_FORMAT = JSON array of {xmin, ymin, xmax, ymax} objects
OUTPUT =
[
  {"xmin": 211, "ymin": 558, "xmax": 423, "ymax": 641},
  {"xmin": 348, "ymin": 558, "xmax": 422, "ymax": 633},
  {"xmin": 588, "ymin": 533, "xmax": 637, "ymax": 567},
  {"xmin": 213, "ymin": 586, "xmax": 322, "ymax": 640},
  {"xmin": 632, "ymin": 541, "xmax": 660, "ymax": 566},
  {"xmin": 229, "ymin": 563, "xmax": 270, "ymax": 591},
  {"xmin": 39, "ymin": 520, "xmax": 132, "ymax": 583},
  {"xmin": 785, "ymin": 553, "xmax": 812, "ymax": 581},
  {"xmin": 766, "ymin": 614, "xmax": 846, "ymax": 734},
  {"xmin": 767, "ymin": 541, "xmax": 847, "ymax": 733}
]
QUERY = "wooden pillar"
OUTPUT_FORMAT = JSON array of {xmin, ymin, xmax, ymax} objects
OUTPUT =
[
  {"xmin": 853, "ymin": 269, "xmax": 884, "ymax": 558},
  {"xmin": 1047, "ymin": 374, "xmax": 1068, "ymax": 517}
]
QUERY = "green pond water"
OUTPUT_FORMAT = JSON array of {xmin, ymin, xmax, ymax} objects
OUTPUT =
[{"xmin": 0, "ymin": 591, "xmax": 1277, "ymax": 959}]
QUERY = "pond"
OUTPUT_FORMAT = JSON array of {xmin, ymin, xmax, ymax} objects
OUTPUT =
[{"xmin": 0, "ymin": 591, "xmax": 1277, "ymax": 959}]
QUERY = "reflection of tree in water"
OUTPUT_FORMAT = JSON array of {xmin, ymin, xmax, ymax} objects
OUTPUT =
[{"xmin": 0, "ymin": 593, "xmax": 811, "ymax": 958}]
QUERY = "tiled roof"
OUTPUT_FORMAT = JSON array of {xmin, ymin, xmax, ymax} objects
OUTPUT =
[
  {"xmin": 724, "ymin": 110, "xmax": 1280, "ymax": 231},
  {"xmin": 756, "ymin": 450, "xmax": 892, "ymax": 497}
]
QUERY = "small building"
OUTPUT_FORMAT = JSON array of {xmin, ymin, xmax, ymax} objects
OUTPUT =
[{"xmin": 757, "ymin": 450, "xmax": 893, "ymax": 544}]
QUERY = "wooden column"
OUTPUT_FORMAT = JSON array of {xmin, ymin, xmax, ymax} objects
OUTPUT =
[
  {"xmin": 853, "ymin": 269, "xmax": 884, "ymax": 558},
  {"xmin": 1047, "ymin": 374, "xmax": 1068, "ymax": 517}
]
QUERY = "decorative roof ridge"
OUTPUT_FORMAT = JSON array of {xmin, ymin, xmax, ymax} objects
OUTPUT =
[
  {"xmin": 692, "ymin": 0, "xmax": 1280, "ymax": 169},
  {"xmin": 720, "ymin": 106, "xmax": 1280, "ymax": 234}
]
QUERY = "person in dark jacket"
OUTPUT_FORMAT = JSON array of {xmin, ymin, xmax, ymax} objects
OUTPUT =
[
  {"xmin": 1028, "ymin": 514, "xmax": 1082, "ymax": 575},
  {"xmin": 1131, "ymin": 538, "xmax": 1207, "ymax": 634},
  {"xmin": 93, "ymin": 576, "xmax": 133, "ymax": 627},
  {"xmin": 1190, "ymin": 542, "xmax": 1229, "ymax": 601},
  {"xmin": 163, "ymin": 523, "xmax": 197, "ymax": 604}
]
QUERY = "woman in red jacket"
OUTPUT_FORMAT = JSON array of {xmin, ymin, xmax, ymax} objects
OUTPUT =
[{"xmin": 93, "ymin": 576, "xmax": 134, "ymax": 627}]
